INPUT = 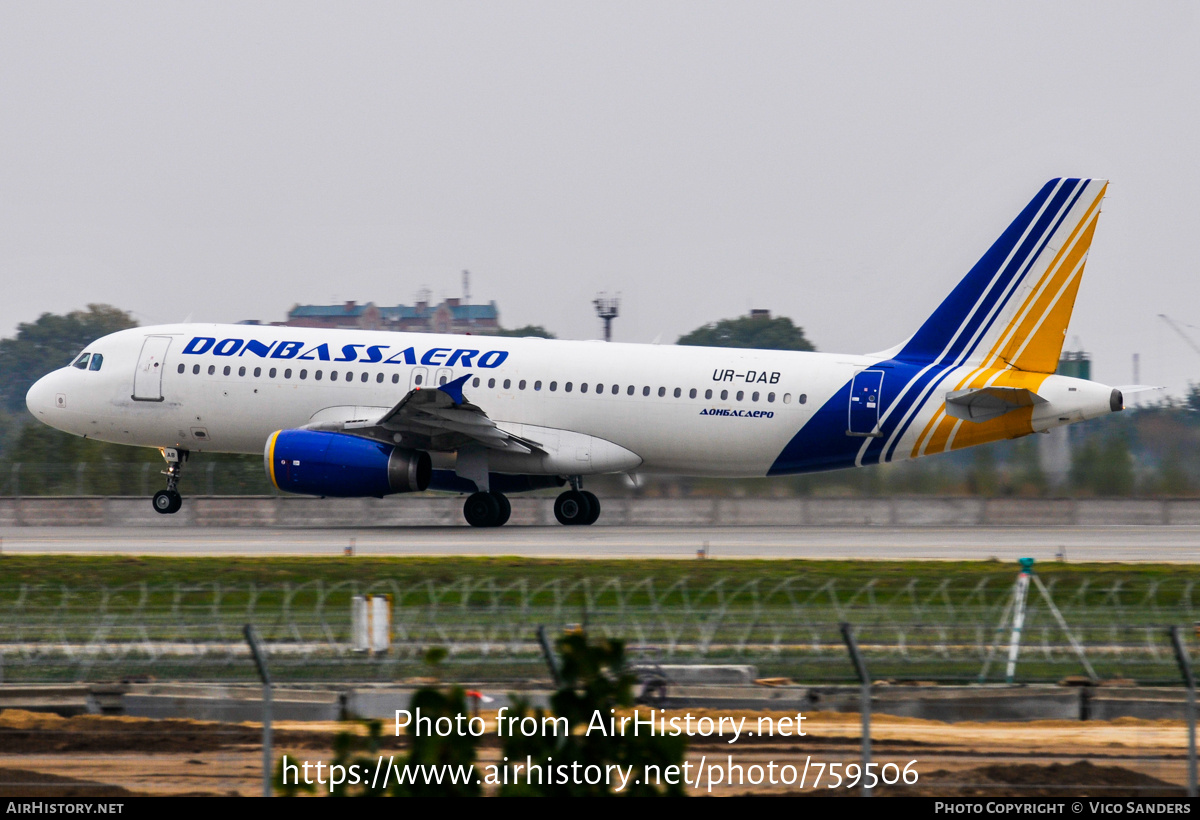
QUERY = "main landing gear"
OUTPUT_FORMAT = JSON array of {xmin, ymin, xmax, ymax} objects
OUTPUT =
[
  {"xmin": 152, "ymin": 448, "xmax": 187, "ymax": 515},
  {"xmin": 554, "ymin": 479, "xmax": 600, "ymax": 526},
  {"xmin": 463, "ymin": 491, "xmax": 511, "ymax": 528},
  {"xmin": 461, "ymin": 479, "xmax": 602, "ymax": 527}
]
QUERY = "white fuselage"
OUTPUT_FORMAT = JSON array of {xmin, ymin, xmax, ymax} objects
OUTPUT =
[
  {"xmin": 25, "ymin": 322, "xmax": 1120, "ymax": 482},
  {"xmin": 26, "ymin": 324, "xmax": 853, "ymax": 477}
]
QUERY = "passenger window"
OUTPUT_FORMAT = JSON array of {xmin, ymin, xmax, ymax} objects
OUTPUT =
[
  {"xmin": 705, "ymin": 389, "xmax": 712, "ymax": 400},
  {"xmin": 208, "ymin": 365, "xmax": 216, "ymax": 375},
  {"xmin": 689, "ymin": 388, "xmax": 697, "ymax": 399},
  {"xmin": 565, "ymin": 382, "xmax": 573, "ymax": 393},
  {"xmin": 439, "ymin": 374, "xmax": 448, "ymax": 385},
  {"xmin": 223, "ymin": 366, "xmax": 231, "ymax": 376},
  {"xmin": 330, "ymin": 371, "xmax": 338, "ymax": 381},
  {"xmin": 392, "ymin": 374, "xmax": 399, "ymax": 384},
  {"xmin": 767, "ymin": 392, "xmax": 775, "ymax": 403},
  {"xmin": 783, "ymin": 393, "xmax": 791, "ymax": 403},
  {"xmin": 415, "ymin": 374, "xmax": 423, "ymax": 385},
  {"xmin": 285, "ymin": 369, "xmax": 293, "ymax": 379},
  {"xmin": 673, "ymin": 388, "xmax": 681, "ymax": 398},
  {"xmin": 535, "ymin": 380, "xmax": 542, "ymax": 391},
  {"xmin": 595, "ymin": 383, "xmax": 603, "ymax": 393},
  {"xmin": 72, "ymin": 353, "xmax": 90, "ymax": 369},
  {"xmin": 375, "ymin": 373, "xmax": 382, "ymax": 383},
  {"xmin": 519, "ymin": 379, "xmax": 527, "ymax": 390},
  {"xmin": 720, "ymin": 390, "xmax": 728, "ymax": 400},
  {"xmin": 269, "ymin": 368, "xmax": 277, "ymax": 378},
  {"xmin": 472, "ymin": 377, "xmax": 480, "ymax": 387},
  {"xmin": 362, "ymin": 373, "xmax": 369, "ymax": 383},
  {"xmin": 177, "ymin": 364, "xmax": 185, "ymax": 374},
  {"xmin": 752, "ymin": 391, "xmax": 759, "ymax": 402},
  {"xmin": 626, "ymin": 385, "xmax": 634, "ymax": 396},
  {"xmin": 503, "ymin": 379, "xmax": 511, "ymax": 389},
  {"xmin": 550, "ymin": 381, "xmax": 558, "ymax": 392},
  {"xmin": 581, "ymin": 383, "xmax": 588, "ymax": 394},
  {"xmin": 254, "ymin": 367, "xmax": 262, "ymax": 377},
  {"xmin": 642, "ymin": 386, "xmax": 650, "ymax": 397},
  {"xmin": 193, "ymin": 365, "xmax": 200, "ymax": 375},
  {"xmin": 799, "ymin": 393, "xmax": 807, "ymax": 404},
  {"xmin": 736, "ymin": 391, "xmax": 744, "ymax": 401},
  {"xmin": 488, "ymin": 378, "xmax": 496, "ymax": 388},
  {"xmin": 657, "ymin": 387, "xmax": 665, "ymax": 397},
  {"xmin": 238, "ymin": 366, "xmax": 246, "ymax": 377},
  {"xmin": 315, "ymin": 371, "xmax": 323, "ymax": 380}
]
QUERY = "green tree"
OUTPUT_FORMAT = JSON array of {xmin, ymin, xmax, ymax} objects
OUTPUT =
[
  {"xmin": 1070, "ymin": 433, "xmax": 1135, "ymax": 496},
  {"xmin": 677, "ymin": 314, "xmax": 815, "ymax": 351},
  {"xmin": 966, "ymin": 445, "xmax": 999, "ymax": 497},
  {"xmin": 495, "ymin": 325, "xmax": 557, "ymax": 339},
  {"xmin": 0, "ymin": 305, "xmax": 138, "ymax": 413}
]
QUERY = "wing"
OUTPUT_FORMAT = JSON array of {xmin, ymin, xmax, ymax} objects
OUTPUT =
[{"xmin": 303, "ymin": 374, "xmax": 543, "ymax": 454}]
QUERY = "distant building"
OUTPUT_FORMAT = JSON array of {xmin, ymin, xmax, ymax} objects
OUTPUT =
[{"xmin": 282, "ymin": 298, "xmax": 500, "ymax": 335}]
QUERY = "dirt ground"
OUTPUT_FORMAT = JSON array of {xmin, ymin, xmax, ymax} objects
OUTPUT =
[{"xmin": 0, "ymin": 708, "xmax": 1189, "ymax": 797}]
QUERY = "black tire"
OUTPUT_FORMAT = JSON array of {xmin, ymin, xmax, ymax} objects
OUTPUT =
[
  {"xmin": 153, "ymin": 490, "xmax": 181, "ymax": 515},
  {"xmin": 491, "ymin": 492, "xmax": 511, "ymax": 526},
  {"xmin": 580, "ymin": 491, "xmax": 601, "ymax": 525},
  {"xmin": 463, "ymin": 491, "xmax": 501, "ymax": 527},
  {"xmin": 554, "ymin": 490, "xmax": 592, "ymax": 526}
]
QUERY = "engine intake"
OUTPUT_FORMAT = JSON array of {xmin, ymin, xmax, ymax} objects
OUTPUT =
[{"xmin": 266, "ymin": 429, "xmax": 431, "ymax": 497}]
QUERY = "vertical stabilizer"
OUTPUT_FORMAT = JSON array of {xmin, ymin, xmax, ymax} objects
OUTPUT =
[{"xmin": 897, "ymin": 178, "xmax": 1108, "ymax": 374}]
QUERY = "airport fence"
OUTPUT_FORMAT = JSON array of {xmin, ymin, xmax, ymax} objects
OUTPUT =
[{"xmin": 1, "ymin": 575, "xmax": 1197, "ymax": 684}]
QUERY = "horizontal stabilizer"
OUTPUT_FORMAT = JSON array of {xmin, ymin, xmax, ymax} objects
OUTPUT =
[{"xmin": 944, "ymin": 386, "xmax": 1046, "ymax": 423}]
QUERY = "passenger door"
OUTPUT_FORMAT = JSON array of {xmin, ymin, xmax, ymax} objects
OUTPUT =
[
  {"xmin": 132, "ymin": 336, "xmax": 172, "ymax": 402},
  {"xmin": 846, "ymin": 370, "xmax": 884, "ymax": 437}
]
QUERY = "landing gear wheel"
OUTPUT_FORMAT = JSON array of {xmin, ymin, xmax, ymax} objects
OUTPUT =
[
  {"xmin": 491, "ymin": 492, "xmax": 511, "ymax": 526},
  {"xmin": 554, "ymin": 490, "xmax": 593, "ymax": 526},
  {"xmin": 464, "ymin": 491, "xmax": 501, "ymax": 527},
  {"xmin": 153, "ymin": 489, "xmax": 182, "ymax": 515},
  {"xmin": 152, "ymin": 447, "xmax": 188, "ymax": 515},
  {"xmin": 580, "ymin": 490, "xmax": 601, "ymax": 525}
]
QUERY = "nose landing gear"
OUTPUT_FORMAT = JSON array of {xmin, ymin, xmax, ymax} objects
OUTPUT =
[{"xmin": 152, "ymin": 448, "xmax": 187, "ymax": 515}]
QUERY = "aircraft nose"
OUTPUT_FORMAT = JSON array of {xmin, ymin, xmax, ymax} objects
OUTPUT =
[{"xmin": 25, "ymin": 373, "xmax": 59, "ymax": 418}]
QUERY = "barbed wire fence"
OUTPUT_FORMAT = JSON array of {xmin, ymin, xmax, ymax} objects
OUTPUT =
[{"xmin": 0, "ymin": 575, "xmax": 1196, "ymax": 684}]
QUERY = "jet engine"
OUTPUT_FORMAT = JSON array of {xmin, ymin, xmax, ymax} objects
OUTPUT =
[{"xmin": 265, "ymin": 429, "xmax": 431, "ymax": 497}]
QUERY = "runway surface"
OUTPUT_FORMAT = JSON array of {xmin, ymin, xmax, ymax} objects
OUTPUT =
[{"xmin": 2, "ymin": 525, "xmax": 1199, "ymax": 561}]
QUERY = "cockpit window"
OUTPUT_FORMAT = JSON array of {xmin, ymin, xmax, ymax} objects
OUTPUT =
[
  {"xmin": 72, "ymin": 353, "xmax": 90, "ymax": 370},
  {"xmin": 89, "ymin": 354, "xmax": 104, "ymax": 372}
]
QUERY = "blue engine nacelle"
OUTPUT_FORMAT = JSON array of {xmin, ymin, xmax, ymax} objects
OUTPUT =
[{"xmin": 265, "ymin": 430, "xmax": 432, "ymax": 497}]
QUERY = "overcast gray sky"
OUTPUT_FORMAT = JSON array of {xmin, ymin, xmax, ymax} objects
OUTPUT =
[{"xmin": 2, "ymin": 2, "xmax": 1197, "ymax": 396}]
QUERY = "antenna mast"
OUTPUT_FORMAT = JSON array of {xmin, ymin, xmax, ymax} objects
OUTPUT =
[{"xmin": 593, "ymin": 292, "xmax": 620, "ymax": 342}]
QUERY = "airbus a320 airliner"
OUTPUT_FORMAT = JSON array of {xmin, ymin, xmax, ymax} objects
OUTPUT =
[{"xmin": 26, "ymin": 179, "xmax": 1122, "ymax": 527}]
